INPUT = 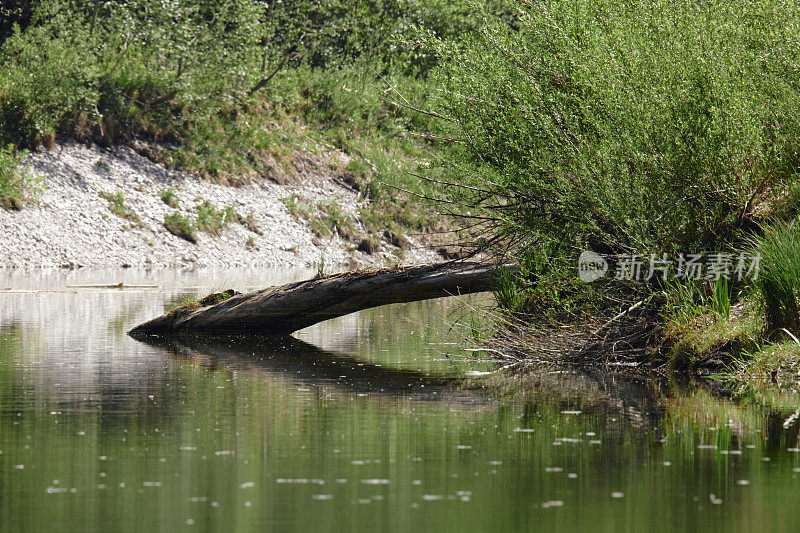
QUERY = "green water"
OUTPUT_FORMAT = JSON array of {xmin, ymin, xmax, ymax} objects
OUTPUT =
[{"xmin": 2, "ymin": 269, "xmax": 800, "ymax": 532}]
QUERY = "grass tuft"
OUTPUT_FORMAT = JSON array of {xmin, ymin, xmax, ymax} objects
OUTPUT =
[
  {"xmin": 160, "ymin": 189, "xmax": 179, "ymax": 208},
  {"xmin": 164, "ymin": 212, "xmax": 197, "ymax": 243},
  {"xmin": 195, "ymin": 199, "xmax": 237, "ymax": 236},
  {"xmin": 99, "ymin": 191, "xmax": 140, "ymax": 223},
  {"xmin": 748, "ymin": 220, "xmax": 800, "ymax": 333}
]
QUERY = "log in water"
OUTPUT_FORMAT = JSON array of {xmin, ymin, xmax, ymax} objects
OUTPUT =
[{"xmin": 128, "ymin": 261, "xmax": 499, "ymax": 336}]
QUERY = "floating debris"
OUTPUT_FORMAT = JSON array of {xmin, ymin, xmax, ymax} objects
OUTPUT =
[{"xmin": 542, "ymin": 500, "xmax": 564, "ymax": 508}]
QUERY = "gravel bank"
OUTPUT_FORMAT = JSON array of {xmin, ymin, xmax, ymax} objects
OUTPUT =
[{"xmin": 0, "ymin": 142, "xmax": 438, "ymax": 269}]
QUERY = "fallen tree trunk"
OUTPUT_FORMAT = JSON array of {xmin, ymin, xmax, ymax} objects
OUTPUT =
[{"xmin": 129, "ymin": 261, "xmax": 499, "ymax": 336}]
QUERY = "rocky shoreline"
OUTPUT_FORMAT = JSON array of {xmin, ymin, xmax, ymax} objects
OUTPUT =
[{"xmin": 0, "ymin": 142, "xmax": 438, "ymax": 270}]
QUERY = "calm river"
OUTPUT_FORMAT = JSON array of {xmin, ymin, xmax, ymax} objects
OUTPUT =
[{"xmin": 2, "ymin": 269, "xmax": 800, "ymax": 531}]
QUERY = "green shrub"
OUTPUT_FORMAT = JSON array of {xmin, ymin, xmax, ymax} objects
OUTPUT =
[
  {"xmin": 0, "ymin": 143, "xmax": 38, "ymax": 209},
  {"xmin": 281, "ymin": 196, "xmax": 309, "ymax": 219},
  {"xmin": 164, "ymin": 212, "xmax": 197, "ymax": 243},
  {"xmin": 318, "ymin": 201, "xmax": 356, "ymax": 240},
  {"xmin": 429, "ymin": 0, "xmax": 800, "ymax": 292}
]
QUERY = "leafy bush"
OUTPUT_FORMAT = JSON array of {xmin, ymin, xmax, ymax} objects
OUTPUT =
[
  {"xmin": 0, "ymin": 0, "xmax": 496, "ymax": 149},
  {"xmin": 429, "ymin": 0, "xmax": 800, "ymax": 281}
]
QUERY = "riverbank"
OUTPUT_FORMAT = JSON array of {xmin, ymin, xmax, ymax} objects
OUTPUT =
[{"xmin": 0, "ymin": 141, "xmax": 440, "ymax": 270}]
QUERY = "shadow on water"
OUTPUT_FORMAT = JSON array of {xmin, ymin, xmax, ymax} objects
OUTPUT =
[{"xmin": 132, "ymin": 333, "xmax": 486, "ymax": 405}]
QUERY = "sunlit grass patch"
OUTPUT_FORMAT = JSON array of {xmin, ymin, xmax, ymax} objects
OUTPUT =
[
  {"xmin": 99, "ymin": 190, "xmax": 140, "ymax": 224},
  {"xmin": 728, "ymin": 341, "xmax": 800, "ymax": 386},
  {"xmin": 163, "ymin": 212, "xmax": 197, "ymax": 243},
  {"xmin": 159, "ymin": 189, "xmax": 179, "ymax": 208},
  {"xmin": 195, "ymin": 199, "xmax": 237, "ymax": 236}
]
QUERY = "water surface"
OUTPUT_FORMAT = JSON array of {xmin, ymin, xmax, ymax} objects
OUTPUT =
[{"xmin": 1, "ymin": 269, "xmax": 800, "ymax": 532}]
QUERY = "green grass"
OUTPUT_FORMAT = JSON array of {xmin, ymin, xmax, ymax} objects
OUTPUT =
[
  {"xmin": 99, "ymin": 191, "xmax": 140, "ymax": 223},
  {"xmin": 728, "ymin": 341, "xmax": 800, "ymax": 386},
  {"xmin": 194, "ymin": 199, "xmax": 237, "ymax": 236},
  {"xmin": 163, "ymin": 212, "xmax": 197, "ymax": 243},
  {"xmin": 747, "ymin": 220, "xmax": 800, "ymax": 333},
  {"xmin": 159, "ymin": 189, "xmax": 179, "ymax": 208},
  {"xmin": 282, "ymin": 195, "xmax": 363, "ymax": 241}
]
